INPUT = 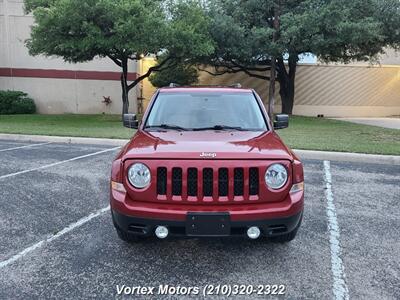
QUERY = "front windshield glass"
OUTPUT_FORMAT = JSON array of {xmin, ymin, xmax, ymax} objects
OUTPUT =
[{"xmin": 145, "ymin": 91, "xmax": 267, "ymax": 131}]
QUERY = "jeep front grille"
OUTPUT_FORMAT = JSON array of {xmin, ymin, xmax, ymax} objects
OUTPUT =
[
  {"xmin": 218, "ymin": 168, "xmax": 228, "ymax": 197},
  {"xmin": 202, "ymin": 168, "xmax": 213, "ymax": 197},
  {"xmin": 157, "ymin": 166, "xmax": 260, "ymax": 202},
  {"xmin": 187, "ymin": 167, "xmax": 198, "ymax": 196},
  {"xmin": 157, "ymin": 167, "xmax": 167, "ymax": 195},
  {"xmin": 172, "ymin": 167, "xmax": 182, "ymax": 195},
  {"xmin": 234, "ymin": 168, "xmax": 244, "ymax": 196},
  {"xmin": 249, "ymin": 167, "xmax": 259, "ymax": 195}
]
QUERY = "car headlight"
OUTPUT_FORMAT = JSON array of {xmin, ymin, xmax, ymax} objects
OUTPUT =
[
  {"xmin": 265, "ymin": 163, "xmax": 288, "ymax": 189},
  {"xmin": 128, "ymin": 163, "xmax": 151, "ymax": 189}
]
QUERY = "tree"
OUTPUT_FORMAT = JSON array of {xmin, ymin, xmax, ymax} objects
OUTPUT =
[
  {"xmin": 201, "ymin": 0, "xmax": 400, "ymax": 114},
  {"xmin": 149, "ymin": 55, "xmax": 199, "ymax": 87},
  {"xmin": 25, "ymin": 0, "xmax": 214, "ymax": 115}
]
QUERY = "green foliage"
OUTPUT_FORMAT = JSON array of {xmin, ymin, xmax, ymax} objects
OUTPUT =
[
  {"xmin": 201, "ymin": 0, "xmax": 400, "ymax": 114},
  {"xmin": 206, "ymin": 0, "xmax": 400, "ymax": 64},
  {"xmin": 25, "ymin": 0, "xmax": 168, "ymax": 63},
  {"xmin": 25, "ymin": 0, "xmax": 215, "ymax": 114},
  {"xmin": 0, "ymin": 91, "xmax": 36, "ymax": 114},
  {"xmin": 149, "ymin": 61, "xmax": 199, "ymax": 87},
  {"xmin": 25, "ymin": 0, "xmax": 214, "ymax": 64},
  {"xmin": 166, "ymin": 0, "xmax": 215, "ymax": 58}
]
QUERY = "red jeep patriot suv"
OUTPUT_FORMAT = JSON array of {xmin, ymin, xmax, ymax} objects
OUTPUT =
[{"xmin": 110, "ymin": 86, "xmax": 304, "ymax": 242}]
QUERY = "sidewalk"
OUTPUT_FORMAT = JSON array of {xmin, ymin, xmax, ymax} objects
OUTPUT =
[{"xmin": 332, "ymin": 117, "xmax": 400, "ymax": 129}]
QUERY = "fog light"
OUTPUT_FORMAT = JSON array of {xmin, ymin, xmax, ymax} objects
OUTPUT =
[
  {"xmin": 247, "ymin": 226, "xmax": 261, "ymax": 239},
  {"xmin": 155, "ymin": 226, "xmax": 169, "ymax": 239}
]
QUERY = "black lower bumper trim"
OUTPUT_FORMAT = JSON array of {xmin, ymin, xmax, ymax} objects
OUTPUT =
[{"xmin": 111, "ymin": 210, "xmax": 303, "ymax": 238}]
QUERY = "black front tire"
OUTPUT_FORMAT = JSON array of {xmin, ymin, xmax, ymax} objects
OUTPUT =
[
  {"xmin": 269, "ymin": 226, "xmax": 299, "ymax": 243},
  {"xmin": 269, "ymin": 214, "xmax": 302, "ymax": 243},
  {"xmin": 115, "ymin": 227, "xmax": 143, "ymax": 243},
  {"xmin": 112, "ymin": 213, "xmax": 143, "ymax": 243}
]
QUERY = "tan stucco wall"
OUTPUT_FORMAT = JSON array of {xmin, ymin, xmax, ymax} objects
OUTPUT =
[
  {"xmin": 0, "ymin": 0, "xmax": 138, "ymax": 114},
  {"xmin": 1, "ymin": 0, "xmax": 399, "ymax": 117},
  {"xmin": 142, "ymin": 59, "xmax": 400, "ymax": 117},
  {"xmin": 139, "ymin": 58, "xmax": 157, "ymax": 113},
  {"xmin": 0, "ymin": 76, "xmax": 133, "ymax": 114},
  {"xmin": 197, "ymin": 64, "xmax": 400, "ymax": 117}
]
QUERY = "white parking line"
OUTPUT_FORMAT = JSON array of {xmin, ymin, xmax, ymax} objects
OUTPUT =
[
  {"xmin": 0, "ymin": 146, "xmax": 120, "ymax": 180},
  {"xmin": 0, "ymin": 142, "xmax": 52, "ymax": 152},
  {"xmin": 0, "ymin": 206, "xmax": 110, "ymax": 269},
  {"xmin": 323, "ymin": 160, "xmax": 350, "ymax": 300}
]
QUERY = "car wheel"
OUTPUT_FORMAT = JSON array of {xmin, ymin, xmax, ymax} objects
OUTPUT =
[
  {"xmin": 268, "ymin": 227, "xmax": 299, "ymax": 243},
  {"xmin": 269, "ymin": 214, "xmax": 302, "ymax": 243},
  {"xmin": 115, "ymin": 227, "xmax": 143, "ymax": 243}
]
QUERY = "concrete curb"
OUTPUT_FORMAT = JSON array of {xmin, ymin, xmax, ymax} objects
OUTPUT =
[
  {"xmin": 0, "ymin": 133, "xmax": 398, "ymax": 165},
  {"xmin": 293, "ymin": 149, "xmax": 400, "ymax": 165},
  {"xmin": 0, "ymin": 133, "xmax": 128, "ymax": 146}
]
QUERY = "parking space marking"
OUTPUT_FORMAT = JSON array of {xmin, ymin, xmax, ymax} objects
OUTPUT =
[
  {"xmin": 0, "ymin": 146, "xmax": 120, "ymax": 180},
  {"xmin": 0, "ymin": 142, "xmax": 52, "ymax": 152},
  {"xmin": 0, "ymin": 206, "xmax": 110, "ymax": 269},
  {"xmin": 323, "ymin": 160, "xmax": 349, "ymax": 300}
]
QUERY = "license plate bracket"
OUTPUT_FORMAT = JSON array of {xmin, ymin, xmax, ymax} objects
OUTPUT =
[{"xmin": 186, "ymin": 212, "xmax": 231, "ymax": 236}]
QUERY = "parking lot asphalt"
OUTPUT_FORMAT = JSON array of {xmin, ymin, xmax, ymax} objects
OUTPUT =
[{"xmin": 0, "ymin": 139, "xmax": 398, "ymax": 299}]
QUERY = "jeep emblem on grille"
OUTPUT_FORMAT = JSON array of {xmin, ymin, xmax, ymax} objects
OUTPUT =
[{"xmin": 200, "ymin": 152, "xmax": 217, "ymax": 158}]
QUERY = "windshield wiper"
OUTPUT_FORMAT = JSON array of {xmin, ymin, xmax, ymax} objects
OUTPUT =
[
  {"xmin": 145, "ymin": 124, "xmax": 189, "ymax": 131},
  {"xmin": 192, "ymin": 125, "xmax": 246, "ymax": 131}
]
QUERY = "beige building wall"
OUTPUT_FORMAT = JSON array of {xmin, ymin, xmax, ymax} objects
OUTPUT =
[
  {"xmin": 141, "ymin": 55, "xmax": 400, "ymax": 118},
  {"xmin": 198, "ymin": 64, "xmax": 400, "ymax": 117},
  {"xmin": 1, "ymin": 0, "xmax": 399, "ymax": 117},
  {"xmin": 138, "ymin": 58, "xmax": 158, "ymax": 114},
  {"xmin": 0, "ymin": 0, "xmax": 138, "ymax": 114}
]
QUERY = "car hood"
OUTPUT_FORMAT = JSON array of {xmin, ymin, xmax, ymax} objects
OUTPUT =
[{"xmin": 121, "ymin": 130, "xmax": 293, "ymax": 161}]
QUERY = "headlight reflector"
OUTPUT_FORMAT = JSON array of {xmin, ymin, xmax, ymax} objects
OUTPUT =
[
  {"xmin": 265, "ymin": 163, "xmax": 288, "ymax": 189},
  {"xmin": 128, "ymin": 163, "xmax": 151, "ymax": 188}
]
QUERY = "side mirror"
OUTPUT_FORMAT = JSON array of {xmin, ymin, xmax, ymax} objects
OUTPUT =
[
  {"xmin": 123, "ymin": 114, "xmax": 139, "ymax": 129},
  {"xmin": 273, "ymin": 114, "xmax": 289, "ymax": 130}
]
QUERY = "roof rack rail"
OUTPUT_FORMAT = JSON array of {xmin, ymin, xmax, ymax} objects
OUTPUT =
[
  {"xmin": 167, "ymin": 83, "xmax": 242, "ymax": 88},
  {"xmin": 229, "ymin": 83, "xmax": 242, "ymax": 88}
]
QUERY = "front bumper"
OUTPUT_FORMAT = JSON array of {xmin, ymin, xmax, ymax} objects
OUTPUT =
[
  {"xmin": 112, "ymin": 209, "xmax": 303, "ymax": 238},
  {"xmin": 111, "ymin": 186, "xmax": 304, "ymax": 237},
  {"xmin": 110, "ymin": 188, "xmax": 304, "ymax": 222}
]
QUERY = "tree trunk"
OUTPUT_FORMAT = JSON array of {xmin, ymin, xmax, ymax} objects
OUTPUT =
[
  {"xmin": 268, "ymin": 57, "xmax": 276, "ymax": 120},
  {"xmin": 279, "ymin": 73, "xmax": 295, "ymax": 114},
  {"xmin": 121, "ymin": 59, "xmax": 129, "ymax": 115},
  {"xmin": 277, "ymin": 54, "xmax": 297, "ymax": 115},
  {"xmin": 268, "ymin": 0, "xmax": 281, "ymax": 120}
]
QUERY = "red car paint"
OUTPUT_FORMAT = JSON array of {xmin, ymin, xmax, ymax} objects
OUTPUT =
[{"xmin": 110, "ymin": 87, "xmax": 304, "ymax": 239}]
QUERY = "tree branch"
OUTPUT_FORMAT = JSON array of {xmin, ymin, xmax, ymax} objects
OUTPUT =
[
  {"xmin": 197, "ymin": 66, "xmax": 229, "ymax": 76},
  {"xmin": 126, "ymin": 55, "xmax": 176, "ymax": 91},
  {"xmin": 107, "ymin": 54, "xmax": 122, "ymax": 67},
  {"xmin": 211, "ymin": 58, "xmax": 272, "ymax": 71},
  {"xmin": 199, "ymin": 64, "xmax": 271, "ymax": 81}
]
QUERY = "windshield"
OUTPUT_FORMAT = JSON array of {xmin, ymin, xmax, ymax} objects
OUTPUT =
[{"xmin": 144, "ymin": 91, "xmax": 267, "ymax": 131}]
